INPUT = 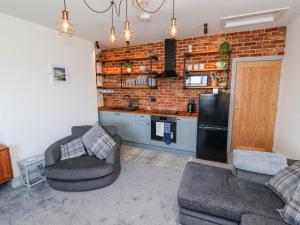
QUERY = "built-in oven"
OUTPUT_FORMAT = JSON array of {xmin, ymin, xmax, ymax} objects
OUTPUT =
[{"xmin": 151, "ymin": 116, "xmax": 177, "ymax": 143}]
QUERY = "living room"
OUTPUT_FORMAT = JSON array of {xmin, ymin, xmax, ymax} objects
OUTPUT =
[{"xmin": 0, "ymin": 0, "xmax": 300, "ymax": 225}]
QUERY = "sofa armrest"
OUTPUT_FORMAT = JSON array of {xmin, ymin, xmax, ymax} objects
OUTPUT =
[
  {"xmin": 103, "ymin": 126, "xmax": 116, "ymax": 136},
  {"xmin": 106, "ymin": 134, "xmax": 121, "ymax": 164},
  {"xmin": 44, "ymin": 136, "xmax": 74, "ymax": 166}
]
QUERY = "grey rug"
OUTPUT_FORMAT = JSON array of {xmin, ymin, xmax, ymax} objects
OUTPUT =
[{"xmin": 0, "ymin": 146, "xmax": 185, "ymax": 225}]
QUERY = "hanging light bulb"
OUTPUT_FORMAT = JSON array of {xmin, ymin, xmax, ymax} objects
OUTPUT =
[
  {"xmin": 57, "ymin": 0, "xmax": 74, "ymax": 36},
  {"xmin": 110, "ymin": 27, "xmax": 116, "ymax": 44},
  {"xmin": 124, "ymin": 21, "xmax": 133, "ymax": 46},
  {"xmin": 169, "ymin": 17, "xmax": 178, "ymax": 38},
  {"xmin": 109, "ymin": 2, "xmax": 117, "ymax": 44},
  {"xmin": 123, "ymin": 0, "xmax": 134, "ymax": 45},
  {"xmin": 167, "ymin": 0, "xmax": 178, "ymax": 38}
]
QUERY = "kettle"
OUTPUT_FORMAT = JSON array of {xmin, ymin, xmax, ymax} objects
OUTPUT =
[{"xmin": 187, "ymin": 98, "xmax": 196, "ymax": 113}]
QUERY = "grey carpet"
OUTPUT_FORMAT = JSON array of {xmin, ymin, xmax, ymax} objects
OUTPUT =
[{"xmin": 0, "ymin": 146, "xmax": 185, "ymax": 225}]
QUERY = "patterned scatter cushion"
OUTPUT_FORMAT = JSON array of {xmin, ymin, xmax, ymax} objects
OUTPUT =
[
  {"xmin": 279, "ymin": 182, "xmax": 300, "ymax": 225},
  {"xmin": 266, "ymin": 161, "xmax": 300, "ymax": 203},
  {"xmin": 60, "ymin": 138, "xmax": 86, "ymax": 160},
  {"xmin": 82, "ymin": 123, "xmax": 116, "ymax": 160}
]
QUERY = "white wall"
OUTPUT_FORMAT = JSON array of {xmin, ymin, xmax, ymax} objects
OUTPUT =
[
  {"xmin": 274, "ymin": 16, "xmax": 300, "ymax": 159},
  {"xmin": 0, "ymin": 13, "xmax": 98, "ymax": 177}
]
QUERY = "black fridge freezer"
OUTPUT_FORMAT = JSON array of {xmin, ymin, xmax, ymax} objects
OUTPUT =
[{"xmin": 196, "ymin": 94, "xmax": 230, "ymax": 162}]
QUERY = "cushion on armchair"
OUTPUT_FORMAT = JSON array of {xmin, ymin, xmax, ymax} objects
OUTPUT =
[
  {"xmin": 60, "ymin": 137, "xmax": 86, "ymax": 160},
  {"xmin": 82, "ymin": 123, "xmax": 116, "ymax": 159}
]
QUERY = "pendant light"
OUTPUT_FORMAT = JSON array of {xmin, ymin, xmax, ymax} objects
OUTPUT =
[
  {"xmin": 123, "ymin": 0, "xmax": 134, "ymax": 45},
  {"xmin": 110, "ymin": 3, "xmax": 116, "ymax": 44},
  {"xmin": 167, "ymin": 0, "xmax": 178, "ymax": 38},
  {"xmin": 57, "ymin": 0, "xmax": 75, "ymax": 36}
]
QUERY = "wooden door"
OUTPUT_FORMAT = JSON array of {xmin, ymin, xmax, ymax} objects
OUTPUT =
[
  {"xmin": 0, "ymin": 147, "xmax": 13, "ymax": 184},
  {"xmin": 231, "ymin": 60, "xmax": 281, "ymax": 151}
]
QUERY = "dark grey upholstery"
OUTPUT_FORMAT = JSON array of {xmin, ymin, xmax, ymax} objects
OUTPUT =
[
  {"xmin": 178, "ymin": 162, "xmax": 285, "ymax": 225},
  {"xmin": 179, "ymin": 207, "xmax": 238, "ymax": 225},
  {"xmin": 234, "ymin": 159, "xmax": 298, "ymax": 185},
  {"xmin": 240, "ymin": 214, "xmax": 288, "ymax": 225},
  {"xmin": 43, "ymin": 156, "xmax": 113, "ymax": 180},
  {"xmin": 43, "ymin": 125, "xmax": 121, "ymax": 192}
]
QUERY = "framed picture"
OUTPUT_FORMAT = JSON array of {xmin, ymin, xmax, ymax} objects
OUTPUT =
[{"xmin": 49, "ymin": 64, "xmax": 69, "ymax": 84}]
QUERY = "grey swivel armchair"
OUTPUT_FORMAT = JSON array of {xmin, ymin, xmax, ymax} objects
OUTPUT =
[{"xmin": 43, "ymin": 126, "xmax": 121, "ymax": 192}]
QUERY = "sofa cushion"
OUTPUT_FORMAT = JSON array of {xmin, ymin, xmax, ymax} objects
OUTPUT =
[
  {"xmin": 43, "ymin": 155, "xmax": 113, "ymax": 181},
  {"xmin": 178, "ymin": 162, "xmax": 284, "ymax": 222},
  {"xmin": 266, "ymin": 161, "xmax": 300, "ymax": 203},
  {"xmin": 279, "ymin": 182, "xmax": 300, "ymax": 225},
  {"xmin": 60, "ymin": 137, "xmax": 86, "ymax": 160},
  {"xmin": 241, "ymin": 214, "xmax": 287, "ymax": 225}
]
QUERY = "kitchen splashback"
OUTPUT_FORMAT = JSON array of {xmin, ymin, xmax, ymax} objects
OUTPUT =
[{"xmin": 100, "ymin": 27, "xmax": 286, "ymax": 112}]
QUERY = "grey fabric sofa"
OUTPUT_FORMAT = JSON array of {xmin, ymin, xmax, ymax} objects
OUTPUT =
[
  {"xmin": 178, "ymin": 161, "xmax": 291, "ymax": 225},
  {"xmin": 43, "ymin": 125, "xmax": 121, "ymax": 192}
]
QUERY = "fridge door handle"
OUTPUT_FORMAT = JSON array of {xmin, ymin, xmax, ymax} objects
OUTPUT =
[{"xmin": 198, "ymin": 126, "xmax": 228, "ymax": 131}]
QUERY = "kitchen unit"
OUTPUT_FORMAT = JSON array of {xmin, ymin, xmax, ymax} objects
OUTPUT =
[{"xmin": 98, "ymin": 109, "xmax": 197, "ymax": 154}]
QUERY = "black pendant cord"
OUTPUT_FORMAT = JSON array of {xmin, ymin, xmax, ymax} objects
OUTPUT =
[
  {"xmin": 111, "ymin": 2, "xmax": 114, "ymax": 28},
  {"xmin": 63, "ymin": 0, "xmax": 66, "ymax": 10},
  {"xmin": 126, "ymin": 0, "xmax": 128, "ymax": 21},
  {"xmin": 83, "ymin": 0, "xmax": 114, "ymax": 14},
  {"xmin": 135, "ymin": 0, "xmax": 167, "ymax": 14},
  {"xmin": 172, "ymin": 0, "xmax": 175, "ymax": 19}
]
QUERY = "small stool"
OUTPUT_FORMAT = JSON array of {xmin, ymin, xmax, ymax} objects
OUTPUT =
[{"xmin": 18, "ymin": 154, "xmax": 46, "ymax": 189}]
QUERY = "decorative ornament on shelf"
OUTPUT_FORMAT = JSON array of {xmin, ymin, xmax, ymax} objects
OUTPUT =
[
  {"xmin": 216, "ymin": 41, "xmax": 231, "ymax": 69},
  {"xmin": 210, "ymin": 72, "xmax": 220, "ymax": 87},
  {"xmin": 57, "ymin": 0, "xmax": 75, "ymax": 36},
  {"xmin": 123, "ymin": 61, "xmax": 134, "ymax": 73}
]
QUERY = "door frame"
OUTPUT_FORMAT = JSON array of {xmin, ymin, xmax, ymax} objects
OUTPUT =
[{"xmin": 227, "ymin": 56, "xmax": 283, "ymax": 162}]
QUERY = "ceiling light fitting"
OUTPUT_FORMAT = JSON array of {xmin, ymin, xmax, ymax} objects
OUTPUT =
[
  {"xmin": 60, "ymin": 0, "xmax": 178, "ymax": 45},
  {"xmin": 57, "ymin": 0, "xmax": 75, "ymax": 36}
]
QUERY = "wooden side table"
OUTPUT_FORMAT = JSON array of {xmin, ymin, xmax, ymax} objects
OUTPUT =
[
  {"xmin": 0, "ymin": 145, "xmax": 14, "ymax": 185},
  {"xmin": 18, "ymin": 154, "xmax": 46, "ymax": 189}
]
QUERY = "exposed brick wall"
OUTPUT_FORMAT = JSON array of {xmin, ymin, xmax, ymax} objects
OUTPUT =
[{"xmin": 99, "ymin": 27, "xmax": 286, "ymax": 111}]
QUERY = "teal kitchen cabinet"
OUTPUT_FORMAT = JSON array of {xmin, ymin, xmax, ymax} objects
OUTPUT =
[
  {"xmin": 134, "ymin": 114, "xmax": 151, "ymax": 144},
  {"xmin": 176, "ymin": 118, "xmax": 197, "ymax": 152},
  {"xmin": 118, "ymin": 113, "xmax": 136, "ymax": 142},
  {"xmin": 99, "ymin": 111, "xmax": 119, "ymax": 127}
]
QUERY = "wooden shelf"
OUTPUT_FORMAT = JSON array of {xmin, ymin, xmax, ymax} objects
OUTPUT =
[
  {"xmin": 97, "ymin": 86, "xmax": 157, "ymax": 89},
  {"xmin": 184, "ymin": 86, "xmax": 224, "ymax": 89},
  {"xmin": 98, "ymin": 56, "xmax": 158, "ymax": 63},
  {"xmin": 184, "ymin": 50, "xmax": 218, "ymax": 58},
  {"xmin": 97, "ymin": 86, "xmax": 122, "ymax": 89},
  {"xmin": 97, "ymin": 71, "xmax": 157, "ymax": 76},
  {"xmin": 185, "ymin": 69, "xmax": 227, "ymax": 74}
]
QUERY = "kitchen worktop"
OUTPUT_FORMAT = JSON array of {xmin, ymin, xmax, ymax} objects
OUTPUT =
[{"xmin": 98, "ymin": 106, "xmax": 198, "ymax": 118}]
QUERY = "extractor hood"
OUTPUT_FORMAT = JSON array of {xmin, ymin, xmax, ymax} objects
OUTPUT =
[{"xmin": 155, "ymin": 39, "xmax": 179, "ymax": 78}]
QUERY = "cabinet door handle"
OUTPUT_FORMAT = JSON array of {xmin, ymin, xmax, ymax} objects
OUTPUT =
[
  {"xmin": 147, "ymin": 123, "xmax": 150, "ymax": 125},
  {"xmin": 140, "ymin": 115, "xmax": 144, "ymax": 117},
  {"xmin": 177, "ymin": 118, "xmax": 181, "ymax": 121}
]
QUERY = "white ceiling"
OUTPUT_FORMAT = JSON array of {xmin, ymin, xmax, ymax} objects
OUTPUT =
[{"xmin": 0, "ymin": 0, "xmax": 300, "ymax": 48}]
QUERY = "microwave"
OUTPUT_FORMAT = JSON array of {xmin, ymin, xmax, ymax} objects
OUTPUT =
[{"xmin": 185, "ymin": 74, "xmax": 208, "ymax": 87}]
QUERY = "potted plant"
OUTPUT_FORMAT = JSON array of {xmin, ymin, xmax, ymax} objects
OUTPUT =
[
  {"xmin": 210, "ymin": 72, "xmax": 220, "ymax": 87},
  {"xmin": 216, "ymin": 41, "xmax": 231, "ymax": 70},
  {"xmin": 123, "ymin": 61, "xmax": 134, "ymax": 73}
]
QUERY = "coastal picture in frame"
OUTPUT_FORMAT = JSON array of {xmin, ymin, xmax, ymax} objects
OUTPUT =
[{"xmin": 49, "ymin": 64, "xmax": 69, "ymax": 84}]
